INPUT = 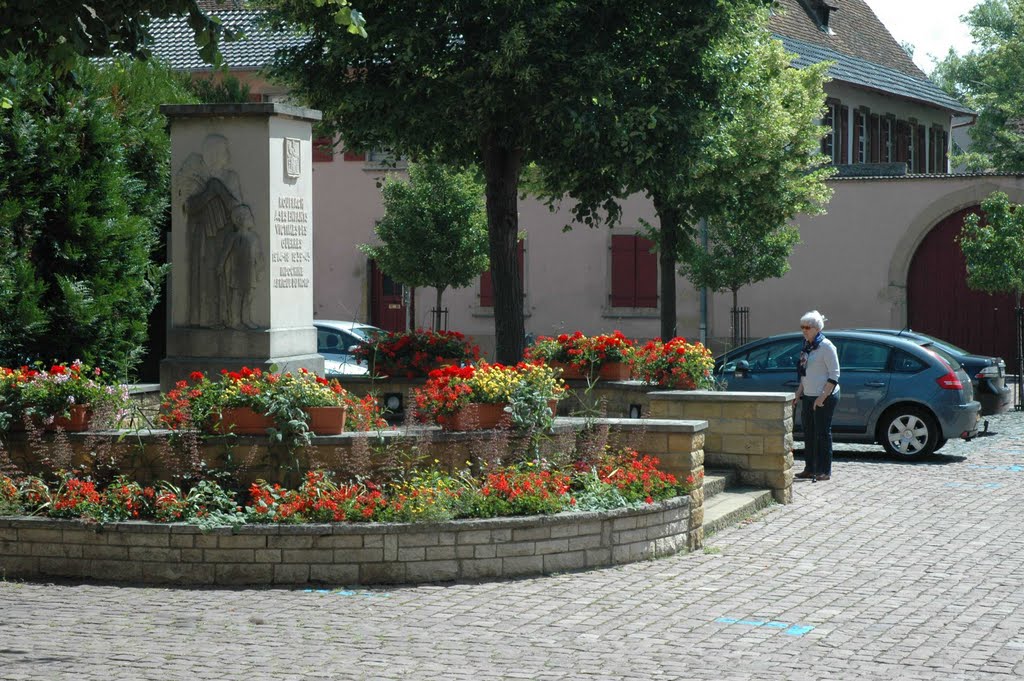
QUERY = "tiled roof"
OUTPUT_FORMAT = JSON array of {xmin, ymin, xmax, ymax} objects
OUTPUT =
[
  {"xmin": 769, "ymin": 0, "xmax": 923, "ymax": 79},
  {"xmin": 777, "ymin": 34, "xmax": 973, "ymax": 115},
  {"xmin": 832, "ymin": 172, "xmax": 1024, "ymax": 182},
  {"xmin": 147, "ymin": 10, "xmax": 305, "ymax": 71}
]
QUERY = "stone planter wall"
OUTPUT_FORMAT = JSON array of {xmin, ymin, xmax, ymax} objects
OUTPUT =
[
  {"xmin": 0, "ymin": 496, "xmax": 691, "ymax": 586},
  {"xmin": 648, "ymin": 390, "xmax": 794, "ymax": 504}
]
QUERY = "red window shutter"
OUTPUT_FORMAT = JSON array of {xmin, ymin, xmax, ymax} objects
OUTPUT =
[
  {"xmin": 610, "ymin": 235, "xmax": 657, "ymax": 308},
  {"xmin": 479, "ymin": 241, "xmax": 524, "ymax": 307},
  {"xmin": 916, "ymin": 125, "xmax": 927, "ymax": 172},
  {"xmin": 247, "ymin": 92, "xmax": 264, "ymax": 103},
  {"xmin": 610, "ymin": 235, "xmax": 638, "ymax": 307},
  {"xmin": 634, "ymin": 237, "xmax": 658, "ymax": 308},
  {"xmin": 870, "ymin": 115, "xmax": 881, "ymax": 162},
  {"xmin": 839, "ymin": 106, "xmax": 849, "ymax": 164},
  {"xmin": 895, "ymin": 121, "xmax": 908, "ymax": 163},
  {"xmin": 343, "ymin": 150, "xmax": 366, "ymax": 162},
  {"xmin": 313, "ymin": 137, "xmax": 334, "ymax": 163}
]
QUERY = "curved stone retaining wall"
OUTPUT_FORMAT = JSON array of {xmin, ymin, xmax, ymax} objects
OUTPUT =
[{"xmin": 0, "ymin": 496, "xmax": 690, "ymax": 586}]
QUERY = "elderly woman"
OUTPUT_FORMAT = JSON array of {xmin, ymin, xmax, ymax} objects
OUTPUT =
[{"xmin": 792, "ymin": 311, "xmax": 840, "ymax": 482}]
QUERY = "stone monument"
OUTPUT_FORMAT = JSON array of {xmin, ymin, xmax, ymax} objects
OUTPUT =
[{"xmin": 159, "ymin": 103, "xmax": 324, "ymax": 390}]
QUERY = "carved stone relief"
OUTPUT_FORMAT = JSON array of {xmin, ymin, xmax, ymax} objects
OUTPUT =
[{"xmin": 176, "ymin": 134, "xmax": 263, "ymax": 330}]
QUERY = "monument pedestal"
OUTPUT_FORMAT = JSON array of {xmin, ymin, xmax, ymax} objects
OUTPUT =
[{"xmin": 159, "ymin": 103, "xmax": 325, "ymax": 391}]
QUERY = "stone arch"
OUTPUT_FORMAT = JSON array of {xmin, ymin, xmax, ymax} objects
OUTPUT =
[{"xmin": 886, "ymin": 180, "xmax": 1024, "ymax": 327}]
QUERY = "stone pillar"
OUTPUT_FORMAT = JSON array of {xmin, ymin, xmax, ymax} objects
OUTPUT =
[
  {"xmin": 648, "ymin": 390, "xmax": 795, "ymax": 504},
  {"xmin": 159, "ymin": 103, "xmax": 324, "ymax": 390}
]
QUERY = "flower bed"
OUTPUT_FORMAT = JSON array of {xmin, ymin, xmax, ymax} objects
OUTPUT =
[
  {"xmin": 354, "ymin": 329, "xmax": 480, "ymax": 378},
  {"xmin": 0, "ymin": 448, "xmax": 696, "ymax": 525}
]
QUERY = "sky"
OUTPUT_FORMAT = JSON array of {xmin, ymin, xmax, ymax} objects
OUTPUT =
[{"xmin": 863, "ymin": 0, "xmax": 982, "ymax": 73}]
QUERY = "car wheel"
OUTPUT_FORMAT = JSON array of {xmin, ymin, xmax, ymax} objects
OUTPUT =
[
  {"xmin": 879, "ymin": 405, "xmax": 940, "ymax": 457},
  {"xmin": 933, "ymin": 438, "xmax": 948, "ymax": 452}
]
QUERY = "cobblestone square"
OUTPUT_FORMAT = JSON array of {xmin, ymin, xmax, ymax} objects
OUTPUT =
[{"xmin": 3, "ymin": 413, "xmax": 1024, "ymax": 680}]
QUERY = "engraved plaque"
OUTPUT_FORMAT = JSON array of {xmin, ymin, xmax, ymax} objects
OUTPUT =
[{"xmin": 284, "ymin": 137, "xmax": 301, "ymax": 178}]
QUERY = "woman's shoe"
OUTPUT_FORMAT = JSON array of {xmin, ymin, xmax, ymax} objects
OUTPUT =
[
  {"xmin": 795, "ymin": 470, "xmax": 815, "ymax": 480},
  {"xmin": 815, "ymin": 474, "xmax": 831, "ymax": 481}
]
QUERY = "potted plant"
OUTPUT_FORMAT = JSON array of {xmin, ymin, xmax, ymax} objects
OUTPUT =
[
  {"xmin": 629, "ymin": 337, "xmax": 716, "ymax": 390},
  {"xmin": 9, "ymin": 361, "xmax": 128, "ymax": 432},
  {"xmin": 525, "ymin": 331, "xmax": 635, "ymax": 380},
  {"xmin": 353, "ymin": 329, "xmax": 480, "ymax": 378},
  {"xmin": 160, "ymin": 367, "xmax": 368, "ymax": 438},
  {"xmin": 414, "ymin": 361, "xmax": 565, "ymax": 431}
]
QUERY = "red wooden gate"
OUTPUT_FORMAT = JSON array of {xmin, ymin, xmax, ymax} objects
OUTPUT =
[{"xmin": 907, "ymin": 206, "xmax": 1018, "ymax": 370}]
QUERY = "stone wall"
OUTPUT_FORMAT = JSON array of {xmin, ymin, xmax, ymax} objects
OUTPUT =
[
  {"xmin": 0, "ymin": 497, "xmax": 690, "ymax": 586},
  {"xmin": 647, "ymin": 390, "xmax": 794, "ymax": 503}
]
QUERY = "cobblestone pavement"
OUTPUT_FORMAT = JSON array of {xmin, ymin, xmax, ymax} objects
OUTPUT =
[{"xmin": 4, "ymin": 413, "xmax": 1024, "ymax": 680}]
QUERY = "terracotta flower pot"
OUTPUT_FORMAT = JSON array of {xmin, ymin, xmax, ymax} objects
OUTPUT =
[
  {"xmin": 45, "ymin": 404, "xmax": 93, "ymax": 432},
  {"xmin": 549, "ymin": 361, "xmax": 586, "ymax": 380},
  {"xmin": 306, "ymin": 405, "xmax": 348, "ymax": 435},
  {"xmin": 598, "ymin": 361, "xmax": 632, "ymax": 381},
  {"xmin": 211, "ymin": 407, "xmax": 275, "ymax": 435},
  {"xmin": 439, "ymin": 402, "xmax": 510, "ymax": 431}
]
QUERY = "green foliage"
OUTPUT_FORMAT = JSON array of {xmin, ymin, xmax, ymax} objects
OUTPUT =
[
  {"xmin": 679, "ymin": 220, "xmax": 801, "ymax": 297},
  {"xmin": 0, "ymin": 55, "xmax": 192, "ymax": 377},
  {"xmin": 266, "ymin": 0, "xmax": 761, "ymax": 362},
  {"xmin": 932, "ymin": 0, "xmax": 1024, "ymax": 171},
  {"xmin": 187, "ymin": 73, "xmax": 252, "ymax": 103},
  {"xmin": 0, "ymin": 0, "xmax": 242, "ymax": 73},
  {"xmin": 529, "ymin": 5, "xmax": 829, "ymax": 339},
  {"xmin": 958, "ymin": 192, "xmax": 1024, "ymax": 302},
  {"xmin": 359, "ymin": 162, "xmax": 489, "ymax": 309}
]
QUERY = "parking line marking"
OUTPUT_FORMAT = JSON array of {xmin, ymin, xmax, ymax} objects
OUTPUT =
[{"xmin": 715, "ymin": 617, "xmax": 815, "ymax": 637}]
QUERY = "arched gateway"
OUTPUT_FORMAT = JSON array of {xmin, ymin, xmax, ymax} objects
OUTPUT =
[{"xmin": 906, "ymin": 206, "xmax": 1018, "ymax": 370}]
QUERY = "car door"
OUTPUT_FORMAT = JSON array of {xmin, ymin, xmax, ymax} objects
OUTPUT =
[
  {"xmin": 830, "ymin": 338, "xmax": 891, "ymax": 435},
  {"xmin": 719, "ymin": 337, "xmax": 805, "ymax": 395}
]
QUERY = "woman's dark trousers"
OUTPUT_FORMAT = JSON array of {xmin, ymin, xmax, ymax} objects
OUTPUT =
[{"xmin": 801, "ymin": 394, "xmax": 838, "ymax": 475}]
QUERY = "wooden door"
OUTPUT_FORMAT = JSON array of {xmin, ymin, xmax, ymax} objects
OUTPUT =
[
  {"xmin": 369, "ymin": 260, "xmax": 408, "ymax": 332},
  {"xmin": 907, "ymin": 206, "xmax": 1018, "ymax": 370}
]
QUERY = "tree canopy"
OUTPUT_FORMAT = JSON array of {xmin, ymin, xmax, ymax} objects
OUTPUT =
[
  {"xmin": 534, "ymin": 7, "xmax": 832, "ymax": 339},
  {"xmin": 959, "ymin": 192, "xmax": 1024, "ymax": 304},
  {"xmin": 932, "ymin": 0, "xmax": 1024, "ymax": 171},
  {"xmin": 360, "ymin": 162, "xmax": 490, "ymax": 326},
  {"xmin": 267, "ymin": 0, "xmax": 772, "ymax": 362}
]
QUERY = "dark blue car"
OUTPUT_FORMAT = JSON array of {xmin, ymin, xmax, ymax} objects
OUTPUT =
[{"xmin": 716, "ymin": 330, "xmax": 981, "ymax": 458}]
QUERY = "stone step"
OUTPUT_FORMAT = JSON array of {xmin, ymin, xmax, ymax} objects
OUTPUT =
[
  {"xmin": 702, "ymin": 486, "xmax": 775, "ymax": 537},
  {"xmin": 703, "ymin": 468, "xmax": 738, "ymax": 499}
]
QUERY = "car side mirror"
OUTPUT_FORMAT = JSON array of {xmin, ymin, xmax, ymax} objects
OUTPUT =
[{"xmin": 732, "ymin": 360, "xmax": 750, "ymax": 378}]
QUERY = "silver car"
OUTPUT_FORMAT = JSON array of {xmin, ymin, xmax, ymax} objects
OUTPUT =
[
  {"xmin": 314, "ymin": 320, "xmax": 382, "ymax": 377},
  {"xmin": 716, "ymin": 330, "xmax": 981, "ymax": 457}
]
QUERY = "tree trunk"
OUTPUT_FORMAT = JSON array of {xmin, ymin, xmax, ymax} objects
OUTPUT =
[
  {"xmin": 652, "ymin": 193, "xmax": 680, "ymax": 341},
  {"xmin": 434, "ymin": 286, "xmax": 446, "ymax": 331},
  {"xmin": 482, "ymin": 133, "xmax": 525, "ymax": 364}
]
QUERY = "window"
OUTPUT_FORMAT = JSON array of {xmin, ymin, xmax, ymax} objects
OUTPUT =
[
  {"xmin": 610, "ymin": 235, "xmax": 657, "ymax": 308},
  {"xmin": 839, "ymin": 105, "xmax": 850, "ymax": 164},
  {"xmin": 821, "ymin": 100, "xmax": 839, "ymax": 163},
  {"xmin": 836, "ymin": 341, "xmax": 889, "ymax": 372},
  {"xmin": 870, "ymin": 114, "xmax": 881, "ymax": 162},
  {"xmin": 479, "ymin": 240, "xmax": 524, "ymax": 307},
  {"xmin": 856, "ymin": 109, "xmax": 869, "ymax": 163},
  {"xmin": 907, "ymin": 122, "xmax": 916, "ymax": 171},
  {"xmin": 892, "ymin": 350, "xmax": 926, "ymax": 374},
  {"xmin": 721, "ymin": 339, "xmax": 803, "ymax": 373},
  {"xmin": 312, "ymin": 136, "xmax": 334, "ymax": 163},
  {"xmin": 915, "ymin": 123, "xmax": 927, "ymax": 173},
  {"xmin": 929, "ymin": 126, "xmax": 948, "ymax": 173}
]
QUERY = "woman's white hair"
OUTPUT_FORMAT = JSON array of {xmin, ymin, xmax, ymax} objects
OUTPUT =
[{"xmin": 800, "ymin": 310, "xmax": 827, "ymax": 331}]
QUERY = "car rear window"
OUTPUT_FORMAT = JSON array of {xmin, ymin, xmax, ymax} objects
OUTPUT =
[{"xmin": 923, "ymin": 343, "xmax": 962, "ymax": 371}]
